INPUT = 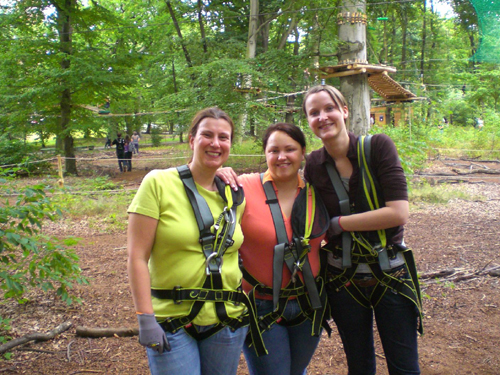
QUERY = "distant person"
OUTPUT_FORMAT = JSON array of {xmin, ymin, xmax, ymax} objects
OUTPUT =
[
  {"xmin": 438, "ymin": 120, "xmax": 444, "ymax": 133},
  {"xmin": 104, "ymin": 137, "xmax": 111, "ymax": 149},
  {"xmin": 98, "ymin": 98, "xmax": 111, "ymax": 115},
  {"xmin": 132, "ymin": 131, "xmax": 141, "ymax": 154},
  {"xmin": 112, "ymin": 132, "xmax": 126, "ymax": 172},
  {"xmin": 124, "ymin": 135, "xmax": 133, "ymax": 172},
  {"xmin": 476, "ymin": 117, "xmax": 484, "ymax": 130}
]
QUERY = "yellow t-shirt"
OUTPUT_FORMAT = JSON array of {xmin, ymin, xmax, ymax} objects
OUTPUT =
[{"xmin": 128, "ymin": 168, "xmax": 246, "ymax": 325}]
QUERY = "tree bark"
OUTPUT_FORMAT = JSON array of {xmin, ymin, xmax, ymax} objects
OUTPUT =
[{"xmin": 338, "ymin": 0, "xmax": 370, "ymax": 135}]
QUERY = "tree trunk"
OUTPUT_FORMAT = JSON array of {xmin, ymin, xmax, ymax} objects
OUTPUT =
[
  {"xmin": 259, "ymin": 15, "xmax": 270, "ymax": 53},
  {"xmin": 197, "ymin": 0, "xmax": 208, "ymax": 54},
  {"xmin": 400, "ymin": 13, "xmax": 408, "ymax": 80},
  {"xmin": 277, "ymin": 13, "xmax": 298, "ymax": 50},
  {"xmin": 338, "ymin": 0, "xmax": 370, "ymax": 136},
  {"xmin": 239, "ymin": 0, "xmax": 259, "ymax": 140},
  {"xmin": 420, "ymin": 1, "xmax": 427, "ymax": 78},
  {"xmin": 166, "ymin": 1, "xmax": 192, "ymax": 68},
  {"xmin": 56, "ymin": 0, "xmax": 77, "ymax": 175}
]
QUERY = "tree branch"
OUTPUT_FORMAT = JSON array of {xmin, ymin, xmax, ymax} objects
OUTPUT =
[
  {"xmin": 0, "ymin": 321, "xmax": 73, "ymax": 355},
  {"xmin": 75, "ymin": 326, "xmax": 138, "ymax": 338}
]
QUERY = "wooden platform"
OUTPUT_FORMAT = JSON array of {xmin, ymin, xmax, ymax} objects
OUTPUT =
[{"xmin": 319, "ymin": 63, "xmax": 424, "ymax": 103}]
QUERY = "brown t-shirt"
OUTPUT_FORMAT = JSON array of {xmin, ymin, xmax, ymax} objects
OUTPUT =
[{"xmin": 304, "ymin": 132, "xmax": 407, "ymax": 249}]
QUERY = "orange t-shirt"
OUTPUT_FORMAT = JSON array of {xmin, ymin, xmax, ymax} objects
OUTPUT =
[{"xmin": 239, "ymin": 171, "xmax": 324, "ymax": 299}]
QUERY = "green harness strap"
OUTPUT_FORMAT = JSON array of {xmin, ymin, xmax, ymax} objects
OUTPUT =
[
  {"xmin": 325, "ymin": 136, "xmax": 424, "ymax": 335},
  {"xmin": 241, "ymin": 175, "xmax": 330, "ymax": 339},
  {"xmin": 151, "ymin": 165, "xmax": 266, "ymax": 355}
]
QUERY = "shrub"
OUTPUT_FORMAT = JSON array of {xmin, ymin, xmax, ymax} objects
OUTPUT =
[
  {"xmin": 0, "ymin": 168, "xmax": 88, "ymax": 308},
  {"xmin": 0, "ymin": 135, "xmax": 52, "ymax": 174}
]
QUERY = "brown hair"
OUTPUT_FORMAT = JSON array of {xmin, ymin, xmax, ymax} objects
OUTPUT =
[
  {"xmin": 302, "ymin": 84, "xmax": 348, "ymax": 118},
  {"xmin": 262, "ymin": 123, "xmax": 306, "ymax": 151},
  {"xmin": 188, "ymin": 107, "xmax": 234, "ymax": 141}
]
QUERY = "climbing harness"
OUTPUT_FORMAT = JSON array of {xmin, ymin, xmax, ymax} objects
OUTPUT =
[
  {"xmin": 242, "ymin": 175, "xmax": 331, "ymax": 338},
  {"xmin": 325, "ymin": 135, "xmax": 423, "ymax": 334},
  {"xmin": 151, "ymin": 165, "xmax": 266, "ymax": 354}
]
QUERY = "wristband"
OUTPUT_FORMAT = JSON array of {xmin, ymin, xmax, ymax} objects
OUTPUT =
[{"xmin": 338, "ymin": 216, "xmax": 346, "ymax": 231}]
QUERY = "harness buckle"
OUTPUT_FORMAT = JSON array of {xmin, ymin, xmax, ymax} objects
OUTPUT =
[
  {"xmin": 224, "ymin": 206, "xmax": 235, "ymax": 225},
  {"xmin": 206, "ymin": 252, "xmax": 223, "ymax": 275},
  {"xmin": 291, "ymin": 263, "xmax": 300, "ymax": 283},
  {"xmin": 173, "ymin": 286, "xmax": 182, "ymax": 304},
  {"xmin": 199, "ymin": 234, "xmax": 216, "ymax": 252}
]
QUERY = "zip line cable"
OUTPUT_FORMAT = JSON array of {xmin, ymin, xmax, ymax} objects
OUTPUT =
[{"xmin": 2, "ymin": 150, "xmax": 498, "ymax": 170}]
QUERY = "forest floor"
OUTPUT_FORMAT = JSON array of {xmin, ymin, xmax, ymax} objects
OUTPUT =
[{"xmin": 0, "ymin": 151, "xmax": 499, "ymax": 374}]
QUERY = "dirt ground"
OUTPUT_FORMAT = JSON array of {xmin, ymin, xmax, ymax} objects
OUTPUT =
[{"xmin": 0, "ymin": 154, "xmax": 499, "ymax": 374}]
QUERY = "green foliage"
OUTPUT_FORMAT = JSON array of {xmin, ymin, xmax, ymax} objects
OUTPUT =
[
  {"xmin": 51, "ymin": 180, "xmax": 134, "ymax": 233},
  {"xmin": 150, "ymin": 127, "xmax": 163, "ymax": 147},
  {"xmin": 409, "ymin": 181, "xmax": 482, "ymax": 205},
  {"xmin": 85, "ymin": 176, "xmax": 121, "ymax": 191},
  {"xmin": 0, "ymin": 136, "xmax": 51, "ymax": 174},
  {"xmin": 0, "ymin": 172, "xmax": 88, "ymax": 308},
  {"xmin": 373, "ymin": 125, "xmax": 429, "ymax": 176}
]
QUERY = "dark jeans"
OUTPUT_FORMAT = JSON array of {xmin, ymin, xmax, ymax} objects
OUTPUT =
[
  {"xmin": 327, "ymin": 267, "xmax": 420, "ymax": 375},
  {"xmin": 117, "ymin": 152, "xmax": 125, "ymax": 172},
  {"xmin": 124, "ymin": 151, "xmax": 132, "ymax": 171}
]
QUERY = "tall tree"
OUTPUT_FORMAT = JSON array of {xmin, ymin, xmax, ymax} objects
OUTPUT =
[{"xmin": 338, "ymin": 0, "xmax": 370, "ymax": 135}]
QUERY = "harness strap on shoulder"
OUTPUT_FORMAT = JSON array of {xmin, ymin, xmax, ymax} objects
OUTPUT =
[
  {"xmin": 358, "ymin": 136, "xmax": 391, "ymax": 271},
  {"xmin": 164, "ymin": 166, "xmax": 267, "ymax": 354},
  {"xmin": 325, "ymin": 163, "xmax": 352, "ymax": 269}
]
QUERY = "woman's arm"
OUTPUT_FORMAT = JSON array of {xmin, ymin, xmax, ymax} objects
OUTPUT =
[
  {"xmin": 127, "ymin": 213, "xmax": 159, "ymax": 314},
  {"xmin": 337, "ymin": 200, "xmax": 409, "ymax": 232}
]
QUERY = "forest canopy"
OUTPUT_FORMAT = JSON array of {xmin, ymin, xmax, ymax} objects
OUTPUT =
[{"xmin": 0, "ymin": 0, "xmax": 498, "ymax": 173}]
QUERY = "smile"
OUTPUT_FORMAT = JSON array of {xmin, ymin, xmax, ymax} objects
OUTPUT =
[
  {"xmin": 318, "ymin": 123, "xmax": 333, "ymax": 130},
  {"xmin": 206, "ymin": 151, "xmax": 221, "ymax": 157}
]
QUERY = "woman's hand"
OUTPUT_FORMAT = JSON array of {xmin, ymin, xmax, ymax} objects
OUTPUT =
[{"xmin": 216, "ymin": 167, "xmax": 242, "ymax": 191}]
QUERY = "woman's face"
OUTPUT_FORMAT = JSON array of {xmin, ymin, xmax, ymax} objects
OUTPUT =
[
  {"xmin": 304, "ymin": 91, "xmax": 348, "ymax": 141},
  {"xmin": 189, "ymin": 118, "xmax": 232, "ymax": 171},
  {"xmin": 265, "ymin": 130, "xmax": 305, "ymax": 183}
]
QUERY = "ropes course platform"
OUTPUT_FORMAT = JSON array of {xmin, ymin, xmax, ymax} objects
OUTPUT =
[{"xmin": 319, "ymin": 63, "xmax": 425, "ymax": 103}]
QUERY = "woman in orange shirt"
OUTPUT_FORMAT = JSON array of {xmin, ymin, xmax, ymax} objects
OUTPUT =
[{"xmin": 218, "ymin": 123, "xmax": 329, "ymax": 375}]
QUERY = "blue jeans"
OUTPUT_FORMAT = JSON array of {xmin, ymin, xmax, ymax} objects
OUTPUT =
[
  {"xmin": 243, "ymin": 299, "xmax": 320, "ymax": 375},
  {"xmin": 146, "ymin": 324, "xmax": 248, "ymax": 375},
  {"xmin": 327, "ymin": 267, "xmax": 420, "ymax": 375}
]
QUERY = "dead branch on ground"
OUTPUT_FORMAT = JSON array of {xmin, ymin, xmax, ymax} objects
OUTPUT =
[
  {"xmin": 452, "ymin": 168, "xmax": 500, "ymax": 175},
  {"xmin": 75, "ymin": 326, "xmax": 138, "ymax": 338},
  {"xmin": 421, "ymin": 265, "xmax": 500, "ymax": 285},
  {"xmin": 0, "ymin": 321, "xmax": 72, "ymax": 355}
]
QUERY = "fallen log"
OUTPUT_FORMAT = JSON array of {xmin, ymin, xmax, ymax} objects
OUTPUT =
[
  {"xmin": 75, "ymin": 326, "xmax": 138, "ymax": 338},
  {"xmin": 419, "ymin": 268, "xmax": 456, "ymax": 279},
  {"xmin": 0, "ymin": 321, "xmax": 72, "ymax": 355},
  {"xmin": 451, "ymin": 168, "xmax": 500, "ymax": 175},
  {"xmin": 422, "ymin": 266, "xmax": 500, "ymax": 285}
]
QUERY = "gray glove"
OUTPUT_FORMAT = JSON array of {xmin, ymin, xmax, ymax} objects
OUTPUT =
[
  {"xmin": 137, "ymin": 313, "xmax": 171, "ymax": 353},
  {"xmin": 328, "ymin": 216, "xmax": 344, "ymax": 236}
]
